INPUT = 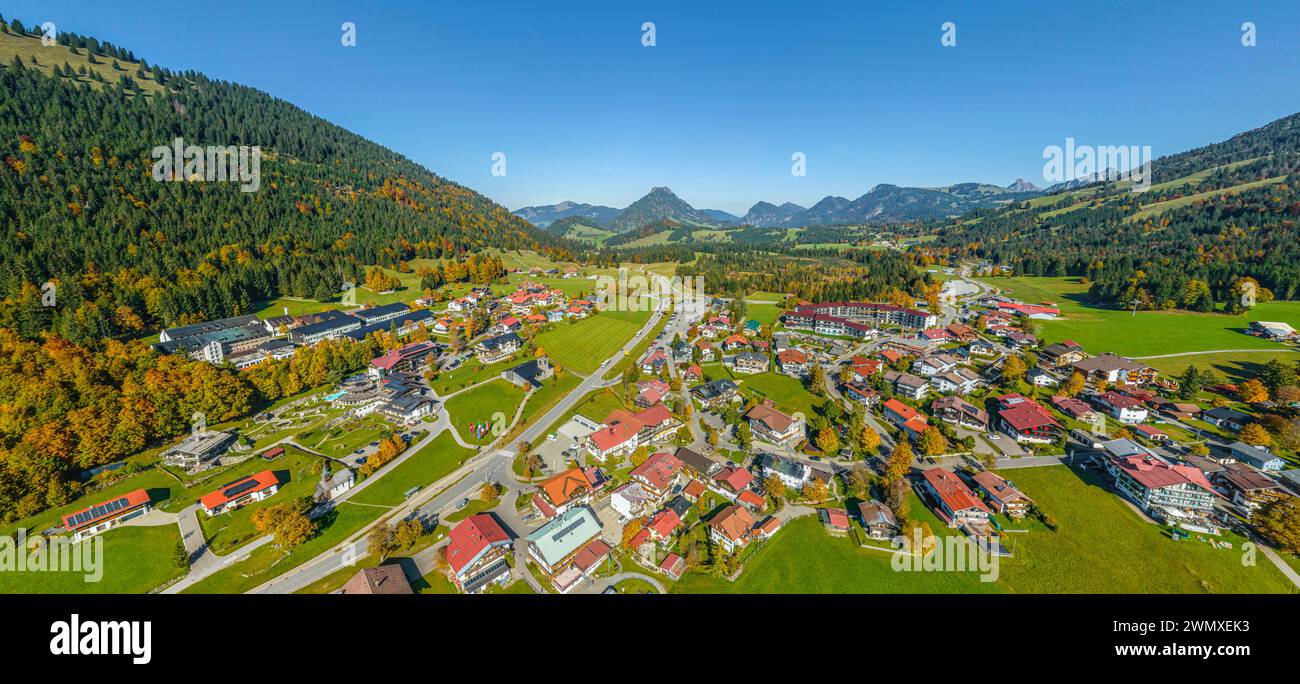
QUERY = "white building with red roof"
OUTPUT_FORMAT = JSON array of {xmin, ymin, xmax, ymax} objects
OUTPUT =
[
  {"xmin": 918, "ymin": 467, "xmax": 990, "ymax": 532},
  {"xmin": 62, "ymin": 489, "xmax": 152, "ymax": 541},
  {"xmin": 445, "ymin": 513, "xmax": 515, "ymax": 593},
  {"xmin": 199, "ymin": 470, "xmax": 281, "ymax": 515},
  {"xmin": 630, "ymin": 451, "xmax": 684, "ymax": 501}
]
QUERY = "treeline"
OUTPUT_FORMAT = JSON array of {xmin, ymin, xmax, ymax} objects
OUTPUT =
[
  {"xmin": 0, "ymin": 27, "xmax": 571, "ymax": 344},
  {"xmin": 678, "ymin": 248, "xmax": 930, "ymax": 303}
]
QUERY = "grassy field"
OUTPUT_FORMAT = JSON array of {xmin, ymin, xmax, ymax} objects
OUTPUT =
[
  {"xmin": 976, "ymin": 275, "xmax": 1300, "ymax": 356},
  {"xmin": 0, "ymin": 30, "xmax": 167, "ymax": 96},
  {"xmin": 1141, "ymin": 350, "xmax": 1300, "ymax": 382},
  {"xmin": 745, "ymin": 303, "xmax": 782, "ymax": 327},
  {"xmin": 727, "ymin": 367, "xmax": 820, "ymax": 418},
  {"xmin": 183, "ymin": 501, "xmax": 385, "ymax": 594},
  {"xmin": 992, "ymin": 466, "xmax": 1294, "ymax": 593},
  {"xmin": 674, "ymin": 465, "xmax": 1294, "ymax": 594},
  {"xmin": 431, "ymin": 352, "xmax": 529, "ymax": 395},
  {"xmin": 197, "ymin": 445, "xmax": 321, "ymax": 554},
  {"xmin": 0, "ymin": 524, "xmax": 185, "ymax": 594},
  {"xmin": 348, "ymin": 432, "xmax": 476, "ymax": 507},
  {"xmin": 444, "ymin": 379, "xmax": 528, "ymax": 445},
  {"xmin": 536, "ymin": 309, "xmax": 650, "ymax": 374}
]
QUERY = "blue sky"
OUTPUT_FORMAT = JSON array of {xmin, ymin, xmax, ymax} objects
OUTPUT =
[{"xmin": 10, "ymin": 0, "xmax": 1300, "ymax": 214}]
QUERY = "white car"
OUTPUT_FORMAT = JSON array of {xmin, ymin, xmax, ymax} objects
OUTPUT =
[{"xmin": 547, "ymin": 433, "xmax": 557, "ymax": 441}]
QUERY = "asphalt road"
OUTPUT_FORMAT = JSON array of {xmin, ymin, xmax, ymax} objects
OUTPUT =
[{"xmin": 245, "ymin": 280, "xmax": 675, "ymax": 594}]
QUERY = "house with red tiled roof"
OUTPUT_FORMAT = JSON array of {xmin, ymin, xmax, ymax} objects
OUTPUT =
[
  {"xmin": 630, "ymin": 451, "xmax": 684, "ymax": 500},
  {"xmin": 753, "ymin": 515, "xmax": 783, "ymax": 540},
  {"xmin": 683, "ymin": 364, "xmax": 703, "ymax": 383},
  {"xmin": 62, "ymin": 489, "xmax": 152, "ymax": 541},
  {"xmin": 712, "ymin": 465, "xmax": 755, "ymax": 497},
  {"xmin": 919, "ymin": 467, "xmax": 990, "ymax": 532},
  {"xmin": 199, "ymin": 470, "xmax": 280, "ymax": 516},
  {"xmin": 971, "ymin": 471, "xmax": 1033, "ymax": 519},
  {"xmin": 445, "ymin": 513, "xmax": 515, "ymax": 593},
  {"xmin": 818, "ymin": 507, "xmax": 850, "ymax": 535},
  {"xmin": 682, "ymin": 479, "xmax": 707, "ymax": 502},
  {"xmin": 994, "ymin": 394, "xmax": 1060, "ymax": 444},
  {"xmin": 709, "ymin": 504, "xmax": 757, "ymax": 553},
  {"xmin": 584, "ymin": 419, "xmax": 640, "ymax": 462},
  {"xmin": 776, "ymin": 349, "xmax": 810, "ymax": 376},
  {"xmin": 533, "ymin": 467, "xmax": 597, "ymax": 518},
  {"xmin": 644, "ymin": 509, "xmax": 682, "ymax": 544},
  {"xmin": 658, "ymin": 553, "xmax": 686, "ymax": 580},
  {"xmin": 881, "ymin": 398, "xmax": 924, "ymax": 430},
  {"xmin": 736, "ymin": 489, "xmax": 766, "ymax": 512}
]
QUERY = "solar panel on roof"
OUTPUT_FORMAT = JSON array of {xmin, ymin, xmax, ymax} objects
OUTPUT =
[
  {"xmin": 221, "ymin": 479, "xmax": 260, "ymax": 499},
  {"xmin": 68, "ymin": 495, "xmax": 131, "ymax": 527}
]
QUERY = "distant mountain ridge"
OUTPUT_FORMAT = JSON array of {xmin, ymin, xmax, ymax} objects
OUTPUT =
[{"xmin": 516, "ymin": 180, "xmax": 1041, "ymax": 232}]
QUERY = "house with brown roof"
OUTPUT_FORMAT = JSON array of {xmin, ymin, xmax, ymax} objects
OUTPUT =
[
  {"xmin": 971, "ymin": 471, "xmax": 1033, "ymax": 519},
  {"xmin": 745, "ymin": 402, "xmax": 805, "ymax": 448},
  {"xmin": 919, "ymin": 467, "xmax": 990, "ymax": 534},
  {"xmin": 532, "ymin": 467, "xmax": 597, "ymax": 518},
  {"xmin": 340, "ymin": 566, "xmax": 413, "ymax": 595},
  {"xmin": 709, "ymin": 504, "xmax": 757, "ymax": 553},
  {"xmin": 776, "ymin": 349, "xmax": 810, "ymax": 376},
  {"xmin": 857, "ymin": 500, "xmax": 899, "ymax": 540}
]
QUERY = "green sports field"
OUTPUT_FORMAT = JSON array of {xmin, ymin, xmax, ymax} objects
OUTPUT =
[{"xmin": 535, "ymin": 310, "xmax": 650, "ymax": 374}]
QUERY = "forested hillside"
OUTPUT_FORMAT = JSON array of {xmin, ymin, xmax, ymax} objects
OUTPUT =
[
  {"xmin": 0, "ymin": 22, "xmax": 570, "ymax": 345},
  {"xmin": 922, "ymin": 113, "xmax": 1300, "ymax": 311}
]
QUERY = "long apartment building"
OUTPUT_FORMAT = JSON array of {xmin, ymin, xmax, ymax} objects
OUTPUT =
[{"xmin": 784, "ymin": 301, "xmax": 938, "ymax": 334}]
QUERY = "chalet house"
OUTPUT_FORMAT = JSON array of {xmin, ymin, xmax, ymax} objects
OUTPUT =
[
  {"xmin": 1038, "ymin": 340, "xmax": 1086, "ymax": 368},
  {"xmin": 532, "ymin": 467, "xmax": 598, "ymax": 518},
  {"xmin": 931, "ymin": 367, "xmax": 981, "ymax": 395},
  {"xmin": 585, "ymin": 419, "xmax": 640, "ymax": 461},
  {"xmin": 1150, "ymin": 398, "xmax": 1201, "ymax": 420},
  {"xmin": 709, "ymin": 504, "xmax": 757, "ymax": 553},
  {"xmin": 919, "ymin": 467, "xmax": 990, "ymax": 533},
  {"xmin": 848, "ymin": 358, "xmax": 883, "ymax": 381},
  {"xmin": 496, "ymin": 316, "xmax": 523, "ymax": 334},
  {"xmin": 745, "ymin": 403, "xmax": 806, "ymax": 448},
  {"xmin": 755, "ymin": 452, "xmax": 810, "ymax": 490},
  {"xmin": 882, "ymin": 398, "xmax": 925, "ymax": 430},
  {"xmin": 857, "ymin": 500, "xmax": 899, "ymax": 540},
  {"xmin": 712, "ymin": 465, "xmax": 755, "ymax": 497},
  {"xmin": 629, "ymin": 451, "xmax": 685, "ymax": 502},
  {"xmin": 918, "ymin": 327, "xmax": 953, "ymax": 343},
  {"xmin": 1109, "ymin": 453, "xmax": 1217, "ymax": 520},
  {"xmin": 610, "ymin": 482, "xmax": 656, "ymax": 519},
  {"xmin": 1215, "ymin": 441, "xmax": 1286, "ymax": 471},
  {"xmin": 1026, "ymin": 368, "xmax": 1060, "ymax": 387},
  {"xmin": 1219, "ymin": 463, "xmax": 1287, "ymax": 518},
  {"xmin": 732, "ymin": 351, "xmax": 770, "ymax": 374},
  {"xmin": 776, "ymin": 349, "xmax": 810, "ymax": 376},
  {"xmin": 693, "ymin": 339, "xmax": 717, "ymax": 361},
  {"xmin": 884, "ymin": 370, "xmax": 930, "ymax": 401},
  {"xmin": 994, "ymin": 394, "xmax": 1060, "ymax": 444},
  {"xmin": 475, "ymin": 332, "xmax": 522, "ymax": 364},
  {"xmin": 945, "ymin": 323, "xmax": 979, "ymax": 341},
  {"xmin": 912, "ymin": 354, "xmax": 960, "ymax": 377},
  {"xmin": 971, "ymin": 471, "xmax": 1032, "ymax": 518},
  {"xmin": 931, "ymin": 396, "xmax": 988, "ymax": 431},
  {"xmin": 683, "ymin": 364, "xmax": 703, "ymax": 383},
  {"xmin": 958, "ymin": 341, "xmax": 997, "ymax": 358},
  {"xmin": 675, "ymin": 447, "xmax": 722, "ymax": 480},
  {"xmin": 445, "ymin": 513, "xmax": 514, "ymax": 594},
  {"xmin": 1201, "ymin": 407, "xmax": 1253, "ymax": 433},
  {"xmin": 843, "ymin": 381, "xmax": 881, "ymax": 407},
  {"xmin": 1092, "ymin": 391, "xmax": 1150, "ymax": 424},
  {"xmin": 1070, "ymin": 353, "xmax": 1157, "ymax": 386},
  {"xmin": 722, "ymin": 334, "xmax": 750, "ymax": 352},
  {"xmin": 641, "ymin": 348, "xmax": 669, "ymax": 374},
  {"xmin": 1051, "ymin": 395, "xmax": 1098, "ymax": 421}
]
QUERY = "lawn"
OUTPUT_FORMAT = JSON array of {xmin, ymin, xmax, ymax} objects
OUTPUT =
[
  {"xmin": 536, "ymin": 311, "xmax": 650, "ymax": 374},
  {"xmin": 0, "ymin": 524, "xmax": 185, "ymax": 594},
  {"xmin": 182, "ymin": 501, "xmax": 385, "ymax": 594},
  {"xmin": 348, "ymin": 432, "xmax": 477, "ymax": 507},
  {"xmin": 197, "ymin": 445, "xmax": 322, "ymax": 554},
  {"xmin": 674, "ymin": 466, "xmax": 1295, "ymax": 594},
  {"xmin": 745, "ymin": 303, "xmax": 781, "ymax": 327},
  {"xmin": 728, "ymin": 368, "xmax": 821, "ymax": 418},
  {"xmin": 992, "ymin": 465, "xmax": 1294, "ymax": 593},
  {"xmin": 672, "ymin": 515, "xmax": 999, "ymax": 594},
  {"xmin": 445, "ymin": 379, "xmax": 529, "ymax": 444},
  {"xmin": 1140, "ymin": 350, "xmax": 1300, "ymax": 383},
  {"xmin": 431, "ymin": 353, "xmax": 530, "ymax": 395},
  {"xmin": 976, "ymin": 275, "xmax": 1300, "ymax": 357}
]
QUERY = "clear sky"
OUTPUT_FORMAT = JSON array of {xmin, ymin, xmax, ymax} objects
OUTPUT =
[{"xmin": 10, "ymin": 0, "xmax": 1300, "ymax": 214}]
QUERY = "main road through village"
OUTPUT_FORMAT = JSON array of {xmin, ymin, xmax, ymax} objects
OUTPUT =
[{"xmin": 242, "ymin": 274, "xmax": 701, "ymax": 594}]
